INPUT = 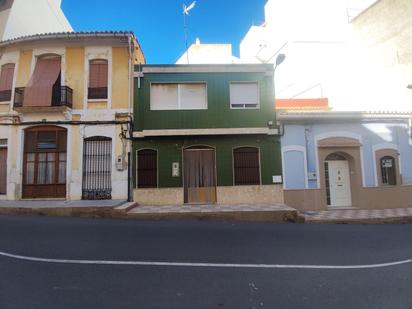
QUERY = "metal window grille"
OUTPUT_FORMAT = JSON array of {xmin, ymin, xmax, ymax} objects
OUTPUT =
[
  {"xmin": 233, "ymin": 147, "xmax": 260, "ymax": 185},
  {"xmin": 380, "ymin": 156, "xmax": 396, "ymax": 185},
  {"xmin": 82, "ymin": 136, "xmax": 112, "ymax": 200},
  {"xmin": 137, "ymin": 149, "xmax": 157, "ymax": 188},
  {"xmin": 324, "ymin": 162, "xmax": 331, "ymax": 205}
]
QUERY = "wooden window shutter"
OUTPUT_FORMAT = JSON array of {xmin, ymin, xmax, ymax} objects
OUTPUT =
[
  {"xmin": 88, "ymin": 59, "xmax": 108, "ymax": 99},
  {"xmin": 233, "ymin": 147, "xmax": 261, "ymax": 185},
  {"xmin": 89, "ymin": 59, "xmax": 108, "ymax": 88},
  {"xmin": 137, "ymin": 149, "xmax": 158, "ymax": 188},
  {"xmin": 0, "ymin": 63, "xmax": 15, "ymax": 91}
]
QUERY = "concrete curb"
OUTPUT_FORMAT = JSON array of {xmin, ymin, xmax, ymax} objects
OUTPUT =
[
  {"xmin": 0, "ymin": 205, "xmax": 298, "ymax": 223},
  {"xmin": 126, "ymin": 209, "xmax": 298, "ymax": 223},
  {"xmin": 0, "ymin": 207, "xmax": 127, "ymax": 219},
  {"xmin": 303, "ymin": 216, "xmax": 412, "ymax": 224}
]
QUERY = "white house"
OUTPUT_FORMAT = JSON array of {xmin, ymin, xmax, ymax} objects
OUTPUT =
[
  {"xmin": 0, "ymin": 0, "xmax": 72, "ymax": 41},
  {"xmin": 176, "ymin": 38, "xmax": 240, "ymax": 64},
  {"xmin": 239, "ymin": 0, "xmax": 412, "ymax": 112}
]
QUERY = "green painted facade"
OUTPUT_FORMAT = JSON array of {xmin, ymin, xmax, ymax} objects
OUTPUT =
[
  {"xmin": 134, "ymin": 65, "xmax": 276, "ymax": 131},
  {"xmin": 133, "ymin": 65, "xmax": 282, "ymax": 189},
  {"xmin": 133, "ymin": 135, "xmax": 281, "ymax": 188}
]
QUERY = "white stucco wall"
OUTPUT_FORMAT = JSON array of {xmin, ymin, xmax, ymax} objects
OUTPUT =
[
  {"xmin": 240, "ymin": 0, "xmax": 411, "ymax": 112},
  {"xmin": 176, "ymin": 40, "xmax": 240, "ymax": 64},
  {"xmin": 2, "ymin": 0, "xmax": 72, "ymax": 41}
]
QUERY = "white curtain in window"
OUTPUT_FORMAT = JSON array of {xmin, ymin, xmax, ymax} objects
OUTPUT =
[
  {"xmin": 180, "ymin": 84, "xmax": 207, "ymax": 110},
  {"xmin": 150, "ymin": 84, "xmax": 178, "ymax": 110},
  {"xmin": 230, "ymin": 82, "xmax": 259, "ymax": 106}
]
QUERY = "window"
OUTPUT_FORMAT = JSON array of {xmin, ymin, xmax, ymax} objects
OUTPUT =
[
  {"xmin": 0, "ymin": 63, "xmax": 15, "ymax": 101},
  {"xmin": 88, "ymin": 59, "xmax": 108, "ymax": 99},
  {"xmin": 24, "ymin": 55, "xmax": 61, "ymax": 107},
  {"xmin": 233, "ymin": 147, "xmax": 261, "ymax": 185},
  {"xmin": 380, "ymin": 156, "xmax": 397, "ymax": 185},
  {"xmin": 150, "ymin": 83, "xmax": 207, "ymax": 110},
  {"xmin": 137, "ymin": 149, "xmax": 157, "ymax": 188},
  {"xmin": 230, "ymin": 82, "xmax": 259, "ymax": 109}
]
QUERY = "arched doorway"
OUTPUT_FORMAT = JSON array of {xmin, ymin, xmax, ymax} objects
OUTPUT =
[
  {"xmin": 183, "ymin": 145, "xmax": 216, "ymax": 204},
  {"xmin": 324, "ymin": 152, "xmax": 352, "ymax": 207},
  {"xmin": 22, "ymin": 125, "xmax": 67, "ymax": 198}
]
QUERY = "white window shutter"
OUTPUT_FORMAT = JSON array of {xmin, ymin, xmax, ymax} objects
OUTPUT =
[{"xmin": 150, "ymin": 84, "xmax": 179, "ymax": 110}]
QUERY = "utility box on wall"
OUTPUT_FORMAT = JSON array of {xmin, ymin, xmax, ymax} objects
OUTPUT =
[{"xmin": 172, "ymin": 162, "xmax": 180, "ymax": 177}]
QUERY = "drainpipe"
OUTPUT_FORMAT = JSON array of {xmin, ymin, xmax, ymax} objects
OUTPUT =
[{"xmin": 127, "ymin": 35, "xmax": 133, "ymax": 200}]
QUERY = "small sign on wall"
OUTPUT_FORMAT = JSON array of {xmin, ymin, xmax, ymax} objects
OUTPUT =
[
  {"xmin": 172, "ymin": 162, "xmax": 180, "ymax": 177},
  {"xmin": 308, "ymin": 172, "xmax": 317, "ymax": 181},
  {"xmin": 272, "ymin": 175, "xmax": 282, "ymax": 183}
]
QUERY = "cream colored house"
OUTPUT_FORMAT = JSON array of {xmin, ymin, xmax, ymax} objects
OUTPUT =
[{"xmin": 0, "ymin": 31, "xmax": 145, "ymax": 201}]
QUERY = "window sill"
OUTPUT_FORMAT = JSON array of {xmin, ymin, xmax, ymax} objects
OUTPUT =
[
  {"xmin": 0, "ymin": 101, "xmax": 10, "ymax": 105},
  {"xmin": 88, "ymin": 99, "xmax": 108, "ymax": 102}
]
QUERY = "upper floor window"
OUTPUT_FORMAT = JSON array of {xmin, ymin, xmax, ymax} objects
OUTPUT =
[
  {"xmin": 88, "ymin": 59, "xmax": 108, "ymax": 100},
  {"xmin": 0, "ymin": 63, "xmax": 15, "ymax": 101},
  {"xmin": 233, "ymin": 147, "xmax": 261, "ymax": 185},
  {"xmin": 230, "ymin": 82, "xmax": 259, "ymax": 109},
  {"xmin": 150, "ymin": 83, "xmax": 207, "ymax": 110},
  {"xmin": 23, "ymin": 55, "xmax": 61, "ymax": 107},
  {"xmin": 380, "ymin": 156, "xmax": 397, "ymax": 185}
]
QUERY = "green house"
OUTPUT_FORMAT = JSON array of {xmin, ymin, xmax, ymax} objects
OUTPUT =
[{"xmin": 133, "ymin": 64, "xmax": 283, "ymax": 205}]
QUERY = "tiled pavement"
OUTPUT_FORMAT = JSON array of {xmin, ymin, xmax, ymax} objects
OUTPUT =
[
  {"xmin": 128, "ymin": 203, "xmax": 295, "ymax": 214},
  {"xmin": 302, "ymin": 207, "xmax": 412, "ymax": 223},
  {"xmin": 127, "ymin": 204, "xmax": 298, "ymax": 222}
]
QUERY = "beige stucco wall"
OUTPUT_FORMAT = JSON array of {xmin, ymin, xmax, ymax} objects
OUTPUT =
[
  {"xmin": 216, "ymin": 185, "xmax": 284, "ymax": 204},
  {"xmin": 16, "ymin": 49, "xmax": 32, "ymax": 87},
  {"xmin": 285, "ymin": 185, "xmax": 412, "ymax": 211},
  {"xmin": 284, "ymin": 189, "xmax": 324, "ymax": 211},
  {"xmin": 134, "ymin": 185, "xmax": 284, "ymax": 205},
  {"xmin": 134, "ymin": 188, "xmax": 184, "ymax": 205},
  {"xmin": 0, "ymin": 104, "xmax": 9, "ymax": 113},
  {"xmin": 112, "ymin": 47, "xmax": 129, "ymax": 109},
  {"xmin": 65, "ymin": 47, "xmax": 84, "ymax": 110}
]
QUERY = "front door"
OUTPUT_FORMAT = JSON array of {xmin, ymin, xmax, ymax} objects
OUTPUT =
[
  {"xmin": 326, "ymin": 160, "xmax": 352, "ymax": 207},
  {"xmin": 183, "ymin": 147, "xmax": 217, "ymax": 204},
  {"xmin": 0, "ymin": 148, "xmax": 7, "ymax": 194},
  {"xmin": 82, "ymin": 136, "xmax": 112, "ymax": 200},
  {"xmin": 22, "ymin": 126, "xmax": 67, "ymax": 199}
]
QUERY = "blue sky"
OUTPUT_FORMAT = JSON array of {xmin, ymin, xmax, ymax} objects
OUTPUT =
[{"xmin": 62, "ymin": 0, "xmax": 266, "ymax": 64}]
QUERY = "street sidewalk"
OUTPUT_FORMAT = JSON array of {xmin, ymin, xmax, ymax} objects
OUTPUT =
[
  {"xmin": 300, "ymin": 207, "xmax": 412, "ymax": 224},
  {"xmin": 126, "ymin": 203, "xmax": 298, "ymax": 222},
  {"xmin": 0, "ymin": 200, "xmax": 297, "ymax": 222},
  {"xmin": 1, "ymin": 199, "xmax": 412, "ymax": 224},
  {"xmin": 0, "ymin": 200, "xmax": 135, "ymax": 218}
]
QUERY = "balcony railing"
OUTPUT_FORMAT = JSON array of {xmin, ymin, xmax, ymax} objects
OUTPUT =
[
  {"xmin": 14, "ymin": 86, "xmax": 73, "ymax": 108},
  {"xmin": 88, "ymin": 87, "xmax": 108, "ymax": 100},
  {"xmin": 0, "ymin": 90, "xmax": 12, "ymax": 102}
]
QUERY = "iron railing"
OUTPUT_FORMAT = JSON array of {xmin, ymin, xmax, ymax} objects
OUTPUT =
[
  {"xmin": 82, "ymin": 136, "xmax": 112, "ymax": 200},
  {"xmin": 0, "ymin": 90, "xmax": 12, "ymax": 102},
  {"xmin": 88, "ymin": 87, "xmax": 108, "ymax": 100},
  {"xmin": 14, "ymin": 86, "xmax": 73, "ymax": 108}
]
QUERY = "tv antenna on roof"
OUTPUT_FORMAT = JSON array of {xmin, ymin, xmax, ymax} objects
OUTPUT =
[{"xmin": 183, "ymin": 1, "xmax": 196, "ymax": 64}]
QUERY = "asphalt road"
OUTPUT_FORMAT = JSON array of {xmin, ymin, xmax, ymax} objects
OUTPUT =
[{"xmin": 0, "ymin": 214, "xmax": 411, "ymax": 309}]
